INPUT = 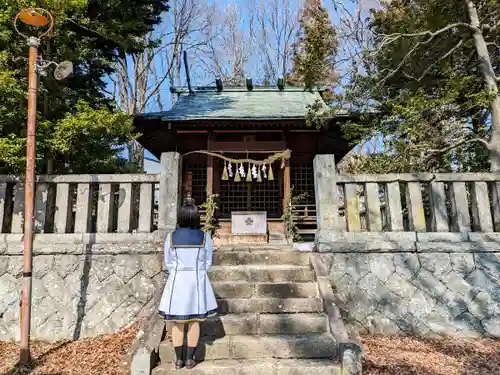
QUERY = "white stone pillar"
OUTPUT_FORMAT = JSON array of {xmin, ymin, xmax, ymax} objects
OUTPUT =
[
  {"xmin": 158, "ymin": 152, "xmax": 181, "ymax": 237},
  {"xmin": 313, "ymin": 154, "xmax": 343, "ymax": 249}
]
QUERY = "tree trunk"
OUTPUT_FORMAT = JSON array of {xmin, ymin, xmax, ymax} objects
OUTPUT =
[
  {"xmin": 465, "ymin": 0, "xmax": 500, "ymax": 171},
  {"xmin": 489, "ymin": 97, "xmax": 500, "ymax": 171}
]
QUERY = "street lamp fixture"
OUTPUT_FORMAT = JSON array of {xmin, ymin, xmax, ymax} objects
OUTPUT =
[
  {"xmin": 14, "ymin": 8, "xmax": 72, "ymax": 366},
  {"xmin": 17, "ymin": 8, "xmax": 51, "ymax": 28}
]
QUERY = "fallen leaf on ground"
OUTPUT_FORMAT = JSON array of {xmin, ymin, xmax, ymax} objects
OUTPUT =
[
  {"xmin": 2, "ymin": 328, "xmax": 499, "ymax": 375},
  {"xmin": 0, "ymin": 323, "xmax": 139, "ymax": 375},
  {"xmin": 362, "ymin": 335, "xmax": 500, "ymax": 375}
]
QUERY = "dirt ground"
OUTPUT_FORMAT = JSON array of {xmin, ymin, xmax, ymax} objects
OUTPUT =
[
  {"xmin": 1, "ymin": 328, "xmax": 499, "ymax": 375},
  {"xmin": 0, "ymin": 324, "xmax": 138, "ymax": 375},
  {"xmin": 362, "ymin": 335, "xmax": 500, "ymax": 375}
]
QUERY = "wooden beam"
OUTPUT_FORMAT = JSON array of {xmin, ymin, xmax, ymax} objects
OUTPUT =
[
  {"xmin": 201, "ymin": 150, "xmax": 285, "ymax": 154},
  {"xmin": 177, "ymin": 130, "xmax": 208, "ymax": 134},
  {"xmin": 211, "ymin": 141, "xmax": 286, "ymax": 152},
  {"xmin": 214, "ymin": 129, "xmax": 283, "ymax": 133}
]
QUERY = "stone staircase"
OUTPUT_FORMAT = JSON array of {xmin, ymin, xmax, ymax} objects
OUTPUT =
[{"xmin": 152, "ymin": 246, "xmax": 342, "ymax": 375}]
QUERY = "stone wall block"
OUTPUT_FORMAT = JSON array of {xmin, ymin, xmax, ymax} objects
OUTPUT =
[
  {"xmin": 0, "ymin": 237, "xmax": 163, "ymax": 341},
  {"xmin": 53, "ymin": 254, "xmax": 81, "ymax": 279},
  {"xmin": 115, "ymin": 254, "xmax": 142, "ymax": 283},
  {"xmin": 0, "ymin": 256, "xmax": 10, "ymax": 277},
  {"xmin": 368, "ymin": 254, "xmax": 395, "ymax": 283},
  {"xmin": 91, "ymin": 255, "xmax": 116, "ymax": 282},
  {"xmin": 0, "ymin": 273, "xmax": 19, "ymax": 314},
  {"xmin": 82, "ymin": 274, "xmax": 134, "ymax": 326},
  {"xmin": 418, "ymin": 253, "xmax": 452, "ymax": 278},
  {"xmin": 33, "ymin": 254, "xmax": 54, "ymax": 279},
  {"xmin": 327, "ymin": 251, "xmax": 500, "ymax": 338},
  {"xmin": 109, "ymin": 295, "xmax": 145, "ymax": 330},
  {"xmin": 128, "ymin": 272, "xmax": 157, "ymax": 304},
  {"xmin": 6, "ymin": 256, "xmax": 22, "ymax": 277}
]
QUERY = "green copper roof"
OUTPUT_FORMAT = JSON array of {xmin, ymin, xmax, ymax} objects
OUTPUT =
[{"xmin": 146, "ymin": 88, "xmax": 328, "ymax": 121}]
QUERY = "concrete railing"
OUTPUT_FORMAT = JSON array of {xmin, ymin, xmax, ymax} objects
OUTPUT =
[
  {"xmin": 0, "ymin": 151, "xmax": 182, "ymax": 235},
  {"xmin": 0, "ymin": 174, "xmax": 160, "ymax": 234},
  {"xmin": 337, "ymin": 173, "xmax": 500, "ymax": 233},
  {"xmin": 314, "ymin": 154, "xmax": 500, "ymax": 241}
]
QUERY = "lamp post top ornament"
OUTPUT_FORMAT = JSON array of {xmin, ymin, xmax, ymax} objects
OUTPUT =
[{"xmin": 14, "ymin": 8, "xmax": 54, "ymax": 43}]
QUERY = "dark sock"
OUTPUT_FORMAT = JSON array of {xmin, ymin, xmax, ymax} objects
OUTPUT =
[
  {"xmin": 174, "ymin": 346, "xmax": 183, "ymax": 361},
  {"xmin": 186, "ymin": 346, "xmax": 196, "ymax": 360}
]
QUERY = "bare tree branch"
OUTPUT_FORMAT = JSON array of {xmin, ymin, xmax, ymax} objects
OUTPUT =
[
  {"xmin": 378, "ymin": 22, "xmax": 477, "ymax": 43},
  {"xmin": 375, "ymin": 24, "xmax": 472, "ymax": 86},
  {"xmin": 111, "ymin": 0, "xmax": 216, "ymax": 168},
  {"xmin": 426, "ymin": 137, "xmax": 489, "ymax": 156},
  {"xmin": 414, "ymin": 39, "xmax": 465, "ymax": 81}
]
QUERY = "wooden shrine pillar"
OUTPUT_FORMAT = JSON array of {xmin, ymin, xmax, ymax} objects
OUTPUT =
[
  {"xmin": 207, "ymin": 131, "xmax": 214, "ymax": 195},
  {"xmin": 283, "ymin": 159, "xmax": 291, "ymax": 212},
  {"xmin": 282, "ymin": 131, "xmax": 291, "ymax": 212}
]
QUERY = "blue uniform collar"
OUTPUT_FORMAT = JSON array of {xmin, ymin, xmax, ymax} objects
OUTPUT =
[{"xmin": 171, "ymin": 228, "xmax": 205, "ymax": 248}]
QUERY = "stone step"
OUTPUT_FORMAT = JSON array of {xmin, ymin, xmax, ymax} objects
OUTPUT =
[
  {"xmin": 213, "ymin": 282, "xmax": 318, "ymax": 299},
  {"xmin": 152, "ymin": 359, "xmax": 341, "ymax": 375},
  {"xmin": 208, "ymin": 265, "xmax": 314, "ymax": 282},
  {"xmin": 212, "ymin": 251, "xmax": 310, "ymax": 266},
  {"xmin": 215, "ymin": 245, "xmax": 293, "ymax": 251},
  {"xmin": 216, "ymin": 297, "xmax": 323, "ymax": 314},
  {"xmin": 159, "ymin": 333, "xmax": 336, "ymax": 363},
  {"xmin": 200, "ymin": 313, "xmax": 327, "ymax": 336}
]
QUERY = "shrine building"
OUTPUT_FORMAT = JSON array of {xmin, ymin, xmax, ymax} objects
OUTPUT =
[{"xmin": 134, "ymin": 82, "xmax": 356, "ymax": 243}]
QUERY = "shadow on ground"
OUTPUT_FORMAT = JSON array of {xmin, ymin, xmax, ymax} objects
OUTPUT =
[{"xmin": 2, "ymin": 342, "xmax": 69, "ymax": 375}]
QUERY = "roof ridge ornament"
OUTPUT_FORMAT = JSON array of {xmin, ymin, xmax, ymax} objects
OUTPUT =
[{"xmin": 215, "ymin": 77, "xmax": 223, "ymax": 92}]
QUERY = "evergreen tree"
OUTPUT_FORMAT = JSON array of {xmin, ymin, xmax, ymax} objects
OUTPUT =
[
  {"xmin": 336, "ymin": 0, "xmax": 500, "ymax": 173},
  {"xmin": 289, "ymin": 0, "xmax": 337, "ymax": 89},
  {"xmin": 0, "ymin": 0, "xmax": 169, "ymax": 174}
]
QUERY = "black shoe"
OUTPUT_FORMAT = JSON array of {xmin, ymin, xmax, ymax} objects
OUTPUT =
[
  {"xmin": 174, "ymin": 359, "xmax": 185, "ymax": 369},
  {"xmin": 185, "ymin": 358, "xmax": 196, "ymax": 369}
]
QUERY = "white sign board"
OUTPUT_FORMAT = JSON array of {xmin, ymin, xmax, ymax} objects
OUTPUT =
[{"xmin": 231, "ymin": 211, "xmax": 267, "ymax": 234}]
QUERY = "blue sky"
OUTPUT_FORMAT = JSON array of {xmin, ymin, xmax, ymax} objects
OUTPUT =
[{"xmin": 116, "ymin": 0, "xmax": 379, "ymax": 166}]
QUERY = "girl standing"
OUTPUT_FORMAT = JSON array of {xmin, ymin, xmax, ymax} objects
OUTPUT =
[{"xmin": 158, "ymin": 199, "xmax": 218, "ymax": 370}]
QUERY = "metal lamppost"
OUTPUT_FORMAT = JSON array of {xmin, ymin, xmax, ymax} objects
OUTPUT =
[{"xmin": 14, "ymin": 8, "xmax": 73, "ymax": 365}]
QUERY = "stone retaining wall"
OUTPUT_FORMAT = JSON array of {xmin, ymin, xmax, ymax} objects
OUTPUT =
[
  {"xmin": 320, "ymin": 233, "xmax": 500, "ymax": 338},
  {"xmin": 0, "ymin": 234, "xmax": 164, "ymax": 341}
]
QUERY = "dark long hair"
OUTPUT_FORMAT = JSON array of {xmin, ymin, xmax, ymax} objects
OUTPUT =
[{"xmin": 178, "ymin": 197, "xmax": 201, "ymax": 229}]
